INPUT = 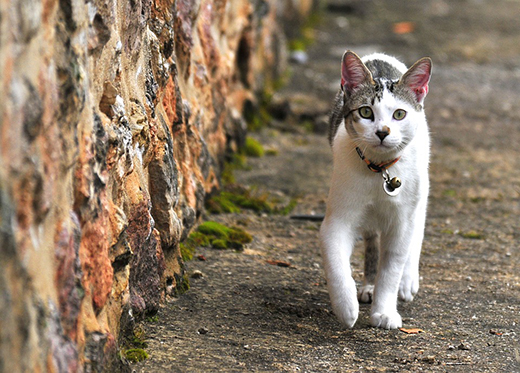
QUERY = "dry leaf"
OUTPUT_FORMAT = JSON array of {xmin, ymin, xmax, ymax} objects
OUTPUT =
[
  {"xmin": 266, "ymin": 260, "xmax": 291, "ymax": 267},
  {"xmin": 392, "ymin": 22, "xmax": 415, "ymax": 34},
  {"xmin": 399, "ymin": 328, "xmax": 425, "ymax": 334}
]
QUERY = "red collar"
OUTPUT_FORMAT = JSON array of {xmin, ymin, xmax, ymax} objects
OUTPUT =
[{"xmin": 355, "ymin": 147, "xmax": 400, "ymax": 173}]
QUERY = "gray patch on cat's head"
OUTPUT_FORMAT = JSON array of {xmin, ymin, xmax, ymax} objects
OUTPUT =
[
  {"xmin": 366, "ymin": 58, "xmax": 423, "ymax": 110},
  {"xmin": 364, "ymin": 59, "xmax": 402, "ymax": 81}
]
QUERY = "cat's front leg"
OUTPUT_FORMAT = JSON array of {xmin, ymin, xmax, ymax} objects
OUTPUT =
[
  {"xmin": 320, "ymin": 217, "xmax": 359, "ymax": 328},
  {"xmin": 371, "ymin": 226, "xmax": 413, "ymax": 329},
  {"xmin": 399, "ymin": 200, "xmax": 427, "ymax": 302}
]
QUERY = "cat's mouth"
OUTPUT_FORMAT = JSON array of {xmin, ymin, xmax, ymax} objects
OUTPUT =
[
  {"xmin": 363, "ymin": 142, "xmax": 402, "ymax": 160},
  {"xmin": 371, "ymin": 142, "xmax": 397, "ymax": 153}
]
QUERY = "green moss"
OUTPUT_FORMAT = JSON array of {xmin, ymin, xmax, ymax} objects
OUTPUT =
[
  {"xmin": 206, "ymin": 193, "xmax": 242, "ymax": 214},
  {"xmin": 191, "ymin": 231, "xmax": 211, "ymax": 246},
  {"xmin": 228, "ymin": 228, "xmax": 253, "ymax": 244},
  {"xmin": 244, "ymin": 137, "xmax": 265, "ymax": 157},
  {"xmin": 180, "ymin": 243, "xmax": 194, "ymax": 262},
  {"xmin": 460, "ymin": 230, "xmax": 485, "ymax": 240},
  {"xmin": 197, "ymin": 221, "xmax": 231, "ymax": 239},
  {"xmin": 289, "ymin": 39, "xmax": 307, "ymax": 52},
  {"xmin": 246, "ymin": 106, "xmax": 272, "ymax": 131},
  {"xmin": 179, "ymin": 221, "xmax": 253, "ymax": 263},
  {"xmin": 195, "ymin": 221, "xmax": 253, "ymax": 251},
  {"xmin": 211, "ymin": 239, "xmax": 229, "ymax": 250},
  {"xmin": 121, "ymin": 326, "xmax": 150, "ymax": 364},
  {"xmin": 180, "ymin": 231, "xmax": 213, "ymax": 261},
  {"xmin": 146, "ymin": 315, "xmax": 159, "ymax": 323},
  {"xmin": 229, "ymin": 191, "xmax": 273, "ymax": 213},
  {"xmin": 174, "ymin": 272, "xmax": 191, "ymax": 295},
  {"xmin": 206, "ymin": 185, "xmax": 298, "ymax": 218},
  {"xmin": 125, "ymin": 348, "xmax": 149, "ymax": 363},
  {"xmin": 265, "ymin": 148, "xmax": 279, "ymax": 156},
  {"xmin": 221, "ymin": 163, "xmax": 236, "ymax": 185},
  {"xmin": 132, "ymin": 325, "xmax": 147, "ymax": 347},
  {"xmin": 206, "ymin": 187, "xmax": 274, "ymax": 214},
  {"xmin": 441, "ymin": 229, "xmax": 454, "ymax": 235},
  {"xmin": 131, "ymin": 336, "xmax": 147, "ymax": 349},
  {"xmin": 231, "ymin": 153, "xmax": 248, "ymax": 168}
]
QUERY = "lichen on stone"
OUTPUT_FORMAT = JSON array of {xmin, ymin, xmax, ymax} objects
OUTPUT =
[{"xmin": 174, "ymin": 272, "xmax": 191, "ymax": 296}]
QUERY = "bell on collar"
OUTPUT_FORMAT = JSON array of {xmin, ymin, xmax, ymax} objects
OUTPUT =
[{"xmin": 389, "ymin": 177, "xmax": 401, "ymax": 189}]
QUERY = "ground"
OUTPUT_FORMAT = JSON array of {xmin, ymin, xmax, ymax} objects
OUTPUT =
[{"xmin": 136, "ymin": 1, "xmax": 520, "ymax": 371}]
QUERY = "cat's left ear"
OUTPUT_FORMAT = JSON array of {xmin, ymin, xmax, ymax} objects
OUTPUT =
[{"xmin": 399, "ymin": 57, "xmax": 432, "ymax": 103}]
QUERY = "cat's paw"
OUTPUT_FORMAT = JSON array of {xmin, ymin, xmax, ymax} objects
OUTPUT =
[
  {"xmin": 328, "ymin": 275, "xmax": 359, "ymax": 328},
  {"xmin": 370, "ymin": 311, "xmax": 402, "ymax": 329},
  {"xmin": 398, "ymin": 272, "xmax": 419, "ymax": 302},
  {"xmin": 333, "ymin": 303, "xmax": 359, "ymax": 328},
  {"xmin": 357, "ymin": 284, "xmax": 374, "ymax": 303}
]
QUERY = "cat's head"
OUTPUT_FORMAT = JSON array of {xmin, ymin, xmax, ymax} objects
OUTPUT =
[{"xmin": 340, "ymin": 51, "xmax": 432, "ymax": 159}]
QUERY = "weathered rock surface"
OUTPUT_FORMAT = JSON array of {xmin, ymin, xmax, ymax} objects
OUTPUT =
[{"xmin": 0, "ymin": 0, "xmax": 318, "ymax": 371}]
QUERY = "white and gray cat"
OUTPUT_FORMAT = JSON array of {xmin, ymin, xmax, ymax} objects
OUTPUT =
[{"xmin": 320, "ymin": 51, "xmax": 432, "ymax": 329}]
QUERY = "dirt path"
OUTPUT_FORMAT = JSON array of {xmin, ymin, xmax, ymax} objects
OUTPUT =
[{"xmin": 137, "ymin": 1, "xmax": 520, "ymax": 371}]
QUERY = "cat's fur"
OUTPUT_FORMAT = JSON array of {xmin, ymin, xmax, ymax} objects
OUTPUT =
[{"xmin": 320, "ymin": 51, "xmax": 432, "ymax": 329}]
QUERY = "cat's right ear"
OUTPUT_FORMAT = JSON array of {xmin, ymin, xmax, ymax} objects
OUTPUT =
[
  {"xmin": 341, "ymin": 51, "xmax": 374, "ymax": 93},
  {"xmin": 399, "ymin": 57, "xmax": 432, "ymax": 103}
]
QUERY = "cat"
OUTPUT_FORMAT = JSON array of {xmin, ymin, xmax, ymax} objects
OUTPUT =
[{"xmin": 319, "ymin": 50, "xmax": 432, "ymax": 329}]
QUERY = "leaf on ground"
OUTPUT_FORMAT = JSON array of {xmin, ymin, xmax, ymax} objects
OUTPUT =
[
  {"xmin": 266, "ymin": 260, "xmax": 291, "ymax": 267},
  {"xmin": 392, "ymin": 21, "xmax": 415, "ymax": 34},
  {"xmin": 399, "ymin": 328, "xmax": 425, "ymax": 334}
]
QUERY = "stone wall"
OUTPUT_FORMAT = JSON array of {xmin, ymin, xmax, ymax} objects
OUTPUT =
[{"xmin": 0, "ymin": 0, "xmax": 317, "ymax": 371}]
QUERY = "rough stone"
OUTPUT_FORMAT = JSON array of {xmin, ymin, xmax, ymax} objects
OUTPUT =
[{"xmin": 0, "ymin": 0, "xmax": 318, "ymax": 370}]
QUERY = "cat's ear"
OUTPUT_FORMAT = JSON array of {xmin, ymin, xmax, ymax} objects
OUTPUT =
[
  {"xmin": 341, "ymin": 51, "xmax": 374, "ymax": 93},
  {"xmin": 399, "ymin": 57, "xmax": 432, "ymax": 103}
]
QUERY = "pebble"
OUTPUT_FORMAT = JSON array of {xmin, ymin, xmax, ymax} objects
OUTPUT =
[
  {"xmin": 290, "ymin": 50, "xmax": 309, "ymax": 64},
  {"xmin": 198, "ymin": 327, "xmax": 209, "ymax": 335},
  {"xmin": 457, "ymin": 342, "xmax": 471, "ymax": 350},
  {"xmin": 191, "ymin": 270, "xmax": 204, "ymax": 279}
]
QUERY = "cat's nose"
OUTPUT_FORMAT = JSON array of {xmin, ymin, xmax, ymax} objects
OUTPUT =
[{"xmin": 375, "ymin": 129, "xmax": 389, "ymax": 141}]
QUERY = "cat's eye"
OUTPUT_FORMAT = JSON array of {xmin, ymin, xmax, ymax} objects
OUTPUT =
[
  {"xmin": 393, "ymin": 109, "xmax": 407, "ymax": 120},
  {"xmin": 358, "ymin": 106, "xmax": 373, "ymax": 119}
]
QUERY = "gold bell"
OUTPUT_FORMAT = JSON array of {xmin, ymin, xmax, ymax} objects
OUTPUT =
[{"xmin": 389, "ymin": 177, "xmax": 401, "ymax": 189}]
